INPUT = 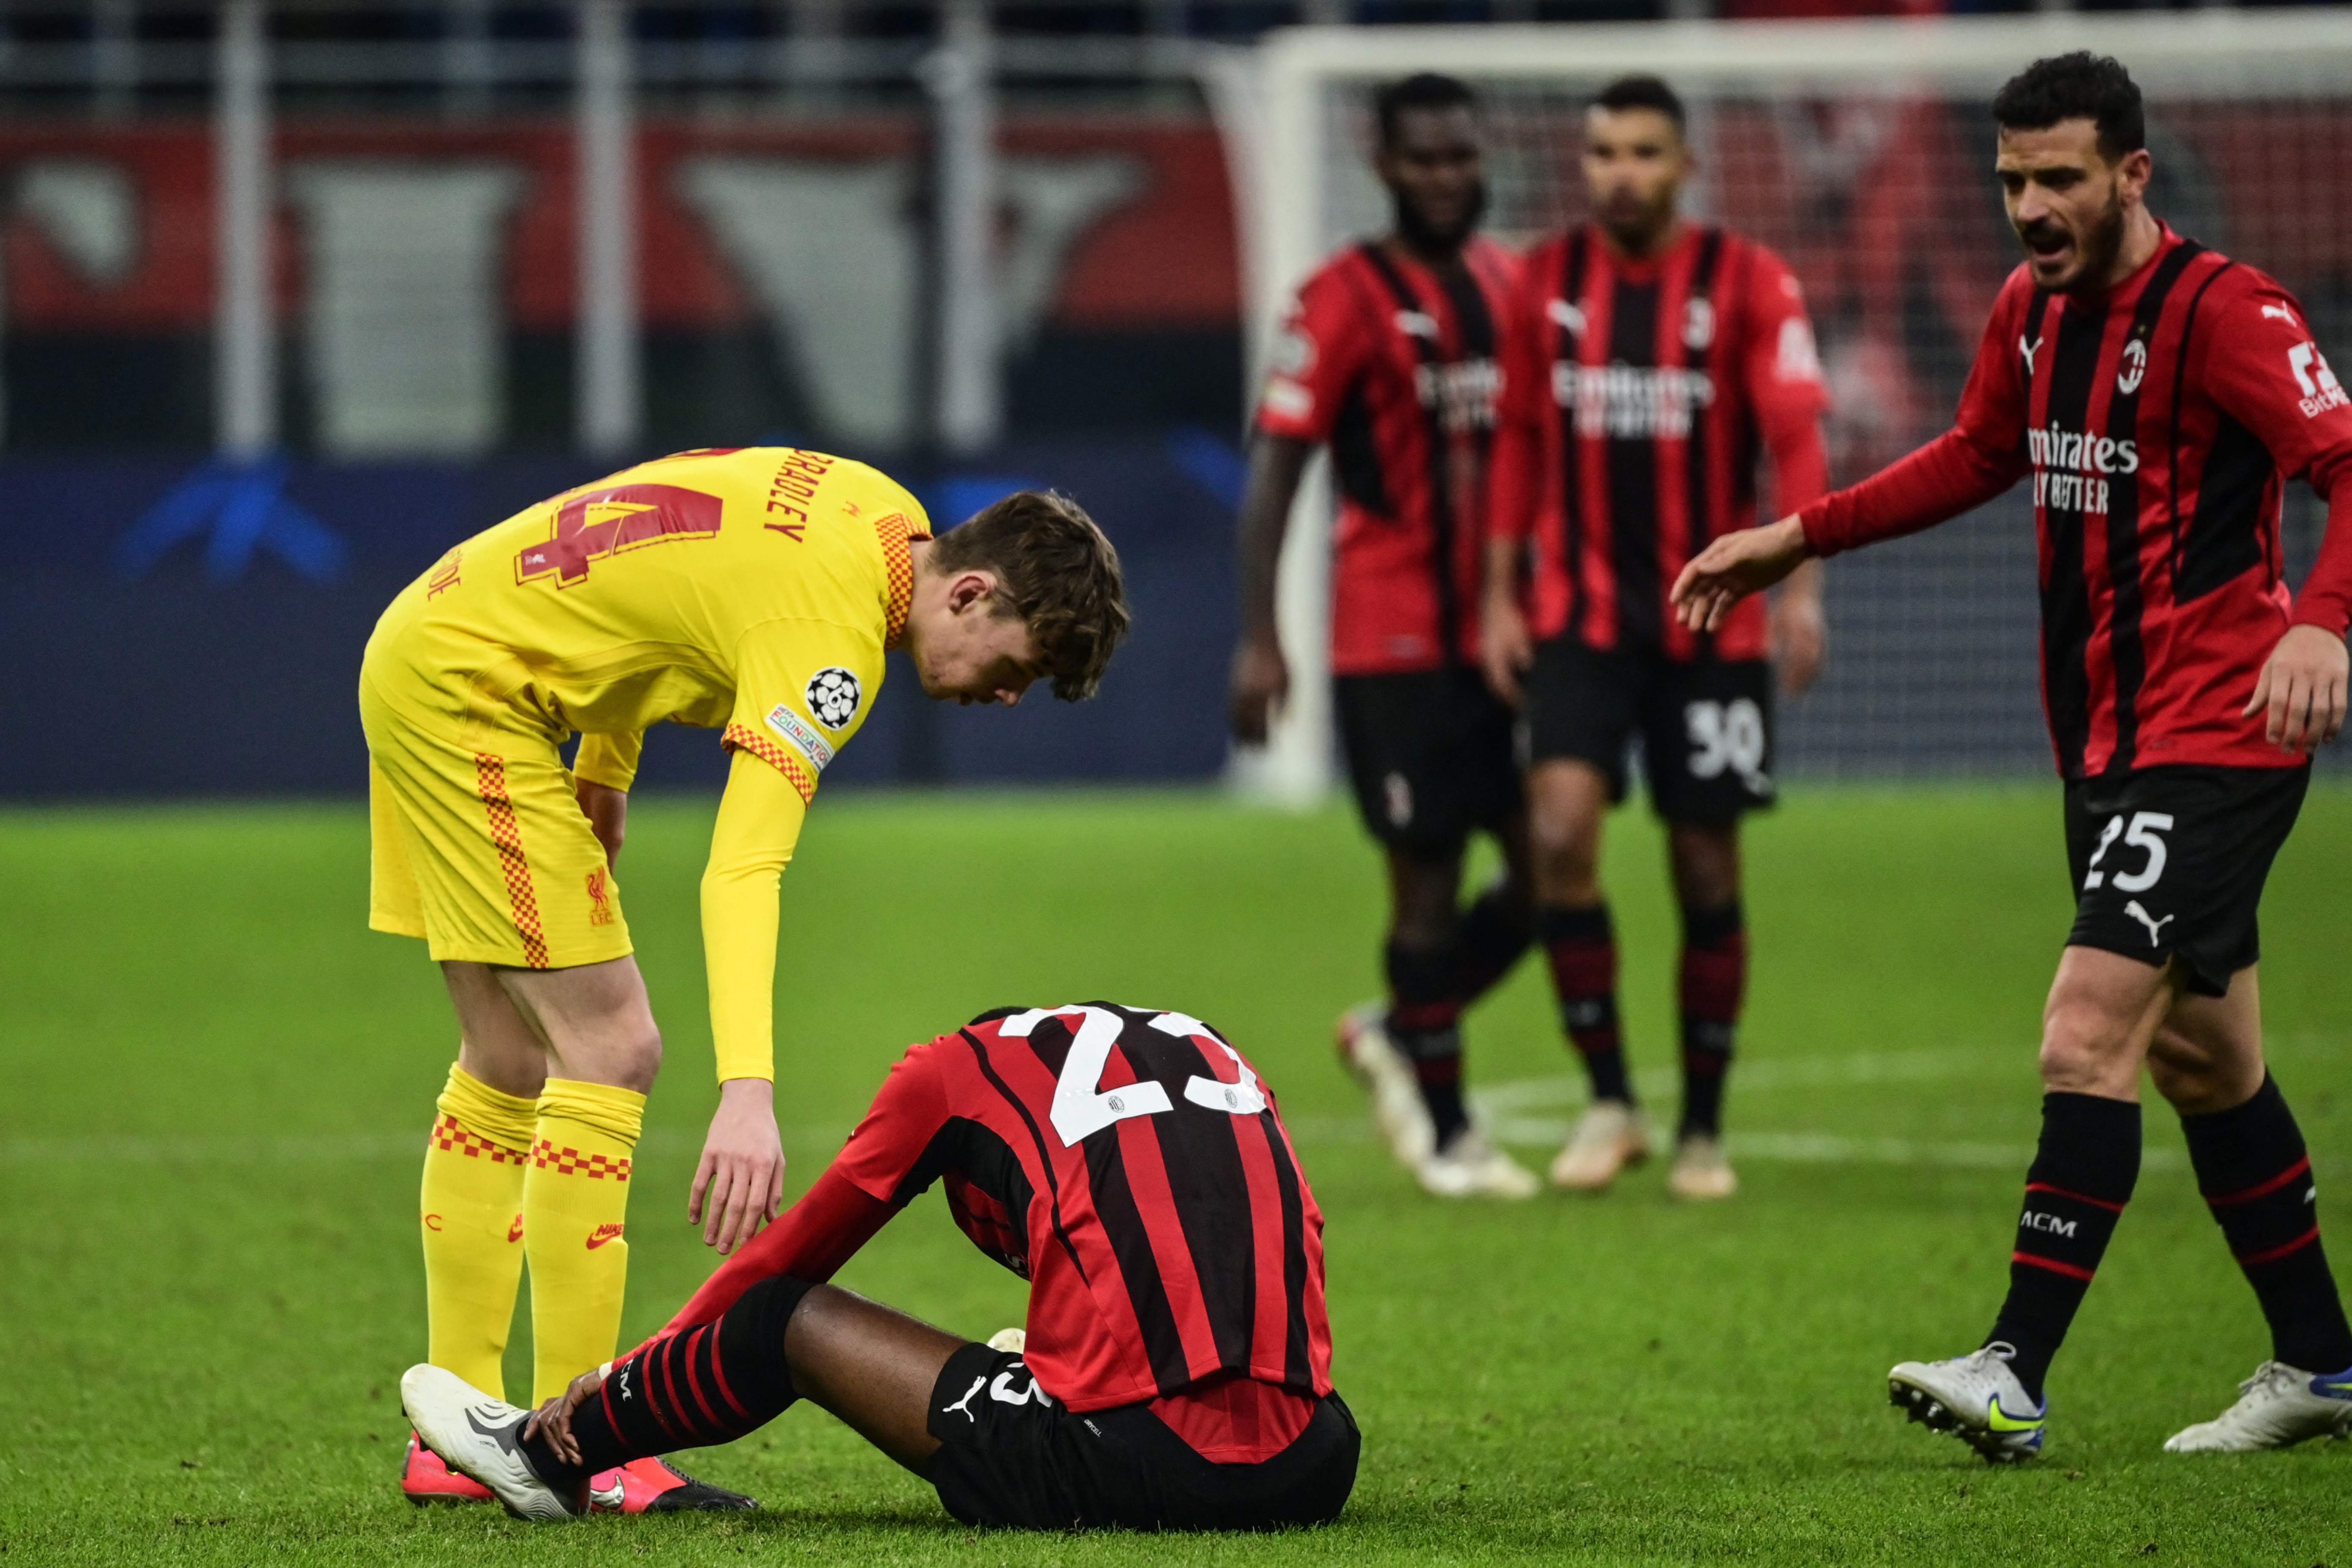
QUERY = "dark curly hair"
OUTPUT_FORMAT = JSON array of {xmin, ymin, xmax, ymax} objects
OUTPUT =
[{"xmin": 1993, "ymin": 52, "xmax": 2145, "ymax": 161}]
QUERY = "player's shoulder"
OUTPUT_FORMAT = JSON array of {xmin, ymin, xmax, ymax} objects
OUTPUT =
[
  {"xmin": 1463, "ymin": 234, "xmax": 1523, "ymax": 293},
  {"xmin": 2186, "ymin": 245, "xmax": 2297, "ymax": 315},
  {"xmin": 1712, "ymin": 229, "xmax": 1808, "ymax": 314},
  {"xmin": 1294, "ymin": 243, "xmax": 1381, "ymax": 304}
]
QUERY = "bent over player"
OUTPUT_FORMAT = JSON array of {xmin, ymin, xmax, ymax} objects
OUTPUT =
[
  {"xmin": 1675, "ymin": 54, "xmax": 2352, "ymax": 1458},
  {"xmin": 1233, "ymin": 73, "xmax": 1538, "ymax": 1199},
  {"xmin": 1484, "ymin": 75, "xmax": 1832, "ymax": 1199},
  {"xmin": 402, "ymin": 1002, "xmax": 1357, "ymax": 1531},
  {"xmin": 364, "ymin": 449, "xmax": 1127, "ymax": 1505}
]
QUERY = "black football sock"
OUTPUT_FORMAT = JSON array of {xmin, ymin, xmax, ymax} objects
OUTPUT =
[
  {"xmin": 1676, "ymin": 902, "xmax": 1746, "ymax": 1140},
  {"xmin": 1539, "ymin": 904, "xmax": 1631, "ymax": 1104},
  {"xmin": 1386, "ymin": 939, "xmax": 1469, "ymax": 1149},
  {"xmin": 1452, "ymin": 884, "xmax": 1535, "ymax": 1009},
  {"xmin": 2181, "ymin": 1075, "xmax": 2352, "ymax": 1373},
  {"xmin": 523, "ymin": 1274, "xmax": 813, "ymax": 1489},
  {"xmin": 1985, "ymin": 1094, "xmax": 2141, "ymax": 1403}
]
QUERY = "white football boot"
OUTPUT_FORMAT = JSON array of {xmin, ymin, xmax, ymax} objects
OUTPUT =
[
  {"xmin": 2162, "ymin": 1360, "xmax": 2352, "ymax": 1452},
  {"xmin": 1336, "ymin": 1002, "xmax": 1437, "ymax": 1168},
  {"xmin": 400, "ymin": 1364, "xmax": 582, "ymax": 1521},
  {"xmin": 1548, "ymin": 1101, "xmax": 1653, "ymax": 1191},
  {"xmin": 1666, "ymin": 1134, "xmax": 1738, "ymax": 1201},
  {"xmin": 1416, "ymin": 1129, "xmax": 1540, "ymax": 1200},
  {"xmin": 985, "ymin": 1327, "xmax": 1028, "ymax": 1354},
  {"xmin": 1886, "ymin": 1342, "xmax": 2047, "ymax": 1463}
]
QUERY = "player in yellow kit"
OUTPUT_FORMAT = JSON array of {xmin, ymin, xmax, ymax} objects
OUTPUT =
[{"xmin": 362, "ymin": 446, "xmax": 1128, "ymax": 1510}]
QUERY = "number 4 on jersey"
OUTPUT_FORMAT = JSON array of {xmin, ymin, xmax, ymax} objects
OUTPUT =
[
  {"xmin": 1002, "ymin": 1004, "xmax": 1267, "ymax": 1149},
  {"xmin": 515, "ymin": 483, "xmax": 724, "ymax": 588}
]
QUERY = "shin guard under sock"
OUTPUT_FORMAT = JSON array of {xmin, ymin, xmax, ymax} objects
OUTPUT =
[
  {"xmin": 524, "ymin": 1274, "xmax": 815, "ymax": 1489},
  {"xmin": 525, "ymin": 1078, "xmax": 645, "ymax": 1403},
  {"xmin": 1452, "ymin": 886, "xmax": 1535, "ymax": 1009},
  {"xmin": 420, "ymin": 1065, "xmax": 536, "ymax": 1399},
  {"xmin": 1677, "ymin": 903, "xmax": 1746, "ymax": 1140},
  {"xmin": 1986, "ymin": 1093, "xmax": 2141, "ymax": 1401},
  {"xmin": 1539, "ymin": 904, "xmax": 1631, "ymax": 1104},
  {"xmin": 1386, "ymin": 940, "xmax": 1468, "ymax": 1148},
  {"xmin": 2182, "ymin": 1075, "xmax": 2352, "ymax": 1373}
]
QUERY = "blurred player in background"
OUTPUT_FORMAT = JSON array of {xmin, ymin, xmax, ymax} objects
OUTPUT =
[
  {"xmin": 1676, "ymin": 53, "xmax": 2352, "ymax": 1459},
  {"xmin": 365, "ymin": 449, "xmax": 1127, "ymax": 1506},
  {"xmin": 1483, "ymin": 74, "xmax": 1832, "ymax": 1200},
  {"xmin": 1231, "ymin": 73, "xmax": 1540, "ymax": 1200},
  {"xmin": 402, "ymin": 1001, "xmax": 1356, "ymax": 1531}
]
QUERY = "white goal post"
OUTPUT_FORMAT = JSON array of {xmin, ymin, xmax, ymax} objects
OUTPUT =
[{"xmin": 1217, "ymin": 11, "xmax": 2352, "ymax": 803}]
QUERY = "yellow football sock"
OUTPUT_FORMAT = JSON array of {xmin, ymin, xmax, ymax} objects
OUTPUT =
[
  {"xmin": 419, "ymin": 1065, "xmax": 536, "ymax": 1400},
  {"xmin": 525, "ymin": 1078, "xmax": 646, "ymax": 1403}
]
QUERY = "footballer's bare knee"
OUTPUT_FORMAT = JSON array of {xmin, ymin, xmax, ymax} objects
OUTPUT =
[
  {"xmin": 2148, "ymin": 973, "xmax": 2266, "ymax": 1116},
  {"xmin": 1385, "ymin": 847, "xmax": 1465, "ymax": 950},
  {"xmin": 2037, "ymin": 946, "xmax": 2175, "ymax": 1098},
  {"xmin": 1526, "ymin": 763, "xmax": 1606, "ymax": 904},
  {"xmin": 498, "ymin": 956, "xmax": 664, "ymax": 1091}
]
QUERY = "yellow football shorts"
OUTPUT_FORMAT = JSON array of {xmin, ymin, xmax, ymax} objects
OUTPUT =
[{"xmin": 361, "ymin": 674, "xmax": 632, "ymax": 971}]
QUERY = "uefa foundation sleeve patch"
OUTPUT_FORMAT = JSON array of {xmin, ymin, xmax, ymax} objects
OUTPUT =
[{"xmin": 765, "ymin": 703, "xmax": 836, "ymax": 773}]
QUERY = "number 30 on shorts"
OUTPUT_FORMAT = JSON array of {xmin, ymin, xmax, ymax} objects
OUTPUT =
[
  {"xmin": 2084, "ymin": 811, "xmax": 2172, "ymax": 892},
  {"xmin": 1686, "ymin": 699, "xmax": 1766, "ymax": 787}
]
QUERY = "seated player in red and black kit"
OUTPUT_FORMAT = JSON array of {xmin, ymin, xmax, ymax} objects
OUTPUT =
[{"xmin": 402, "ymin": 1002, "xmax": 1357, "ymax": 1530}]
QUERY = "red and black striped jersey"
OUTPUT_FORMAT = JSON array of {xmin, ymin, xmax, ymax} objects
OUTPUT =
[
  {"xmin": 1257, "ymin": 237, "xmax": 1518, "ymax": 674},
  {"xmin": 1803, "ymin": 227, "xmax": 2352, "ymax": 778},
  {"xmin": 1492, "ymin": 224, "xmax": 1830, "ymax": 662},
  {"xmin": 829, "ymin": 1002, "xmax": 1333, "ymax": 1413}
]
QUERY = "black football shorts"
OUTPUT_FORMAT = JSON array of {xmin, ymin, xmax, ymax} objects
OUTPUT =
[
  {"xmin": 1333, "ymin": 666, "xmax": 1524, "ymax": 856},
  {"xmin": 1523, "ymin": 638, "xmax": 1774, "ymax": 827},
  {"xmin": 2062, "ymin": 763, "xmax": 2309, "ymax": 997},
  {"xmin": 922, "ymin": 1343, "xmax": 1359, "ymax": 1532}
]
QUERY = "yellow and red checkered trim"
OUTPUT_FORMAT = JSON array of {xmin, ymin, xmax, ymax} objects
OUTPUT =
[
  {"xmin": 427, "ymin": 1113, "xmax": 528, "ymax": 1164},
  {"xmin": 532, "ymin": 1138, "xmax": 632, "ymax": 1181},
  {"xmin": 722, "ymin": 722, "xmax": 818, "ymax": 805},
  {"xmin": 475, "ymin": 754, "xmax": 550, "ymax": 968},
  {"xmin": 875, "ymin": 511, "xmax": 930, "ymax": 650}
]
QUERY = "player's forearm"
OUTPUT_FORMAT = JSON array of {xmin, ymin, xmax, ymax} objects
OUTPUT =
[
  {"xmin": 1235, "ymin": 435, "xmax": 1314, "ymax": 643},
  {"xmin": 2290, "ymin": 467, "xmax": 2352, "ymax": 637},
  {"xmin": 574, "ymin": 730, "xmax": 644, "ymax": 792},
  {"xmin": 656, "ymin": 1166, "xmax": 893, "ymax": 1337},
  {"xmin": 700, "ymin": 751, "xmax": 808, "ymax": 1084},
  {"xmin": 1763, "ymin": 413, "xmax": 1831, "ymax": 520},
  {"xmin": 1482, "ymin": 531, "xmax": 1522, "ymax": 605},
  {"xmin": 1800, "ymin": 429, "xmax": 2023, "ymax": 558}
]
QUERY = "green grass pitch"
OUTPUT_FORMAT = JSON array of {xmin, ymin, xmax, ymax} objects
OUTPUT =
[{"xmin": 4, "ymin": 784, "xmax": 2350, "ymax": 1566}]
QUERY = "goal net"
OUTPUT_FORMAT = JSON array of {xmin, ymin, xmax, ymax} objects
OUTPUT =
[{"xmin": 1218, "ymin": 13, "xmax": 2352, "ymax": 801}]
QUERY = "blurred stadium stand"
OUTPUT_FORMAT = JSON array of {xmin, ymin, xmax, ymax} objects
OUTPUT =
[{"xmin": 0, "ymin": 3, "xmax": 2341, "ymax": 797}]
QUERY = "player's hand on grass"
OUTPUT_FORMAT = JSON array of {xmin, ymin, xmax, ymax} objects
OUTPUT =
[
  {"xmin": 1768, "ymin": 566, "xmax": 1828, "ymax": 697},
  {"xmin": 691, "ymin": 1077, "xmax": 786, "ymax": 1254},
  {"xmin": 523, "ymin": 1365, "xmax": 608, "ymax": 1467},
  {"xmin": 2245, "ymin": 623, "xmax": 2349, "ymax": 752},
  {"xmin": 1228, "ymin": 633, "xmax": 1289, "ymax": 746},
  {"xmin": 1479, "ymin": 589, "xmax": 1534, "ymax": 707},
  {"xmin": 1672, "ymin": 516, "xmax": 1811, "ymax": 633},
  {"xmin": 576, "ymin": 779, "xmax": 627, "ymax": 868}
]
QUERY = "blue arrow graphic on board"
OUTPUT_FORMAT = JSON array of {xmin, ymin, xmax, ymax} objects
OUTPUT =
[{"xmin": 114, "ymin": 455, "xmax": 350, "ymax": 584}]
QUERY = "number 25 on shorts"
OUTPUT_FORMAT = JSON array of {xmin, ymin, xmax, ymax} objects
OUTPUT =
[{"xmin": 2083, "ymin": 811, "xmax": 2173, "ymax": 892}]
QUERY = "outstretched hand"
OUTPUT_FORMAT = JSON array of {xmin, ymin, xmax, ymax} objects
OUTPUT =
[
  {"xmin": 1671, "ymin": 516, "xmax": 1812, "ymax": 634},
  {"xmin": 523, "ymin": 1364, "xmax": 608, "ymax": 1467},
  {"xmin": 690, "ymin": 1078, "xmax": 785, "ymax": 1254},
  {"xmin": 2245, "ymin": 623, "xmax": 2349, "ymax": 752}
]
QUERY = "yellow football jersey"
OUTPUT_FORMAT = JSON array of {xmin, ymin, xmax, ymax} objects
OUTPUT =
[
  {"xmin": 367, "ymin": 446, "xmax": 928, "ymax": 790},
  {"xmin": 362, "ymin": 447, "xmax": 931, "ymax": 1081}
]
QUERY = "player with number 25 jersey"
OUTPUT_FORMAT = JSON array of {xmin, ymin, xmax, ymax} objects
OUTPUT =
[
  {"xmin": 364, "ymin": 448, "xmax": 1128, "ymax": 1511},
  {"xmin": 400, "ymin": 1002, "xmax": 1357, "ymax": 1532}
]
